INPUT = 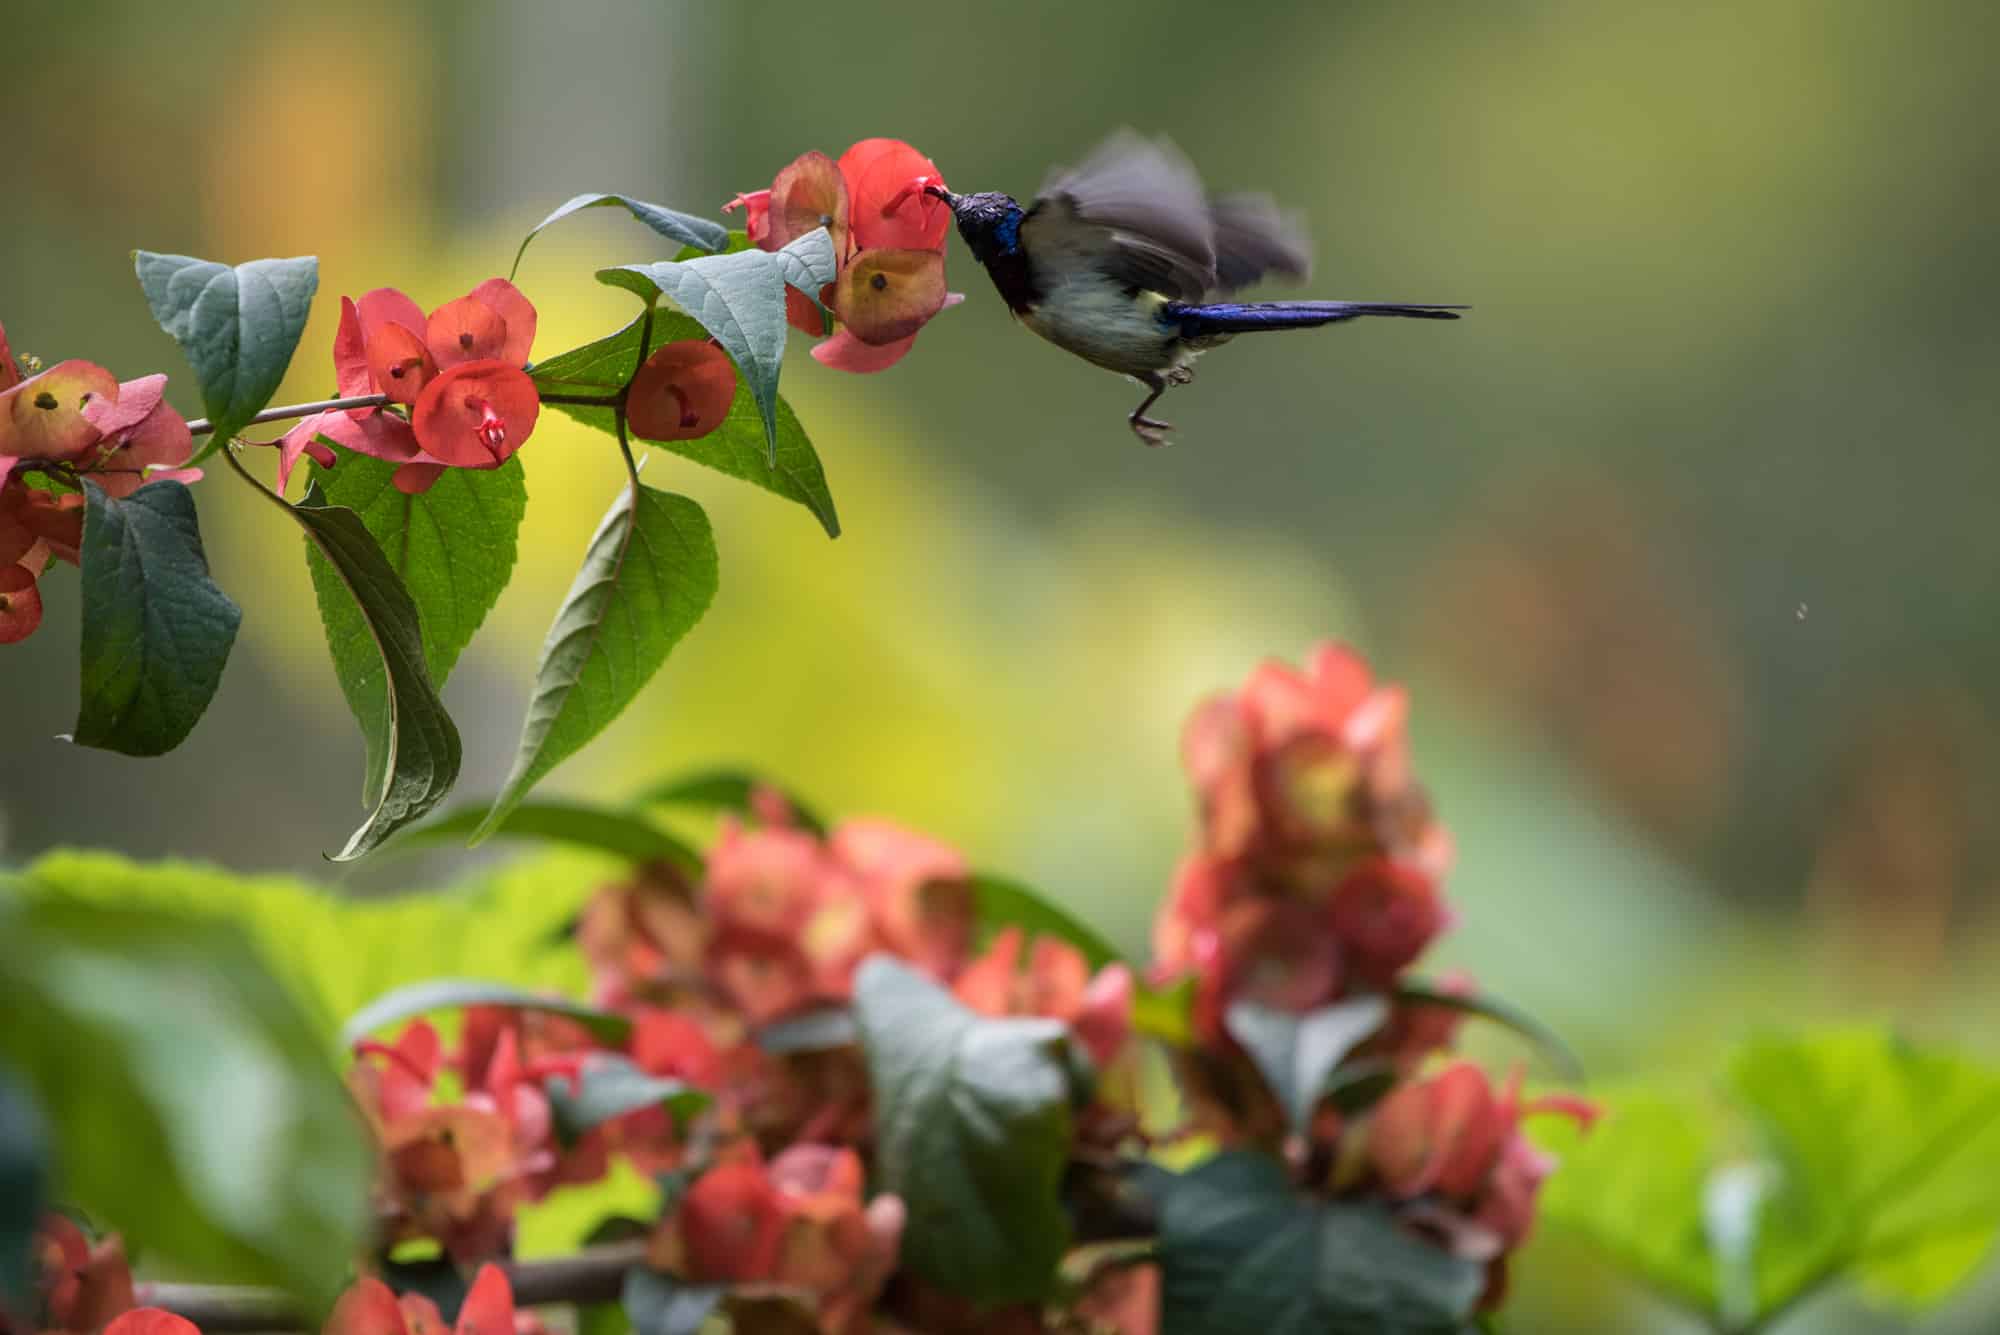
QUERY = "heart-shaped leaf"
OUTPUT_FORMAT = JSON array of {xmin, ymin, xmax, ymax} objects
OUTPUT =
[
  {"xmin": 755, "ymin": 1006, "xmax": 858, "ymax": 1055},
  {"xmin": 306, "ymin": 451, "xmax": 524, "ymax": 808},
  {"xmin": 531, "ymin": 312, "xmax": 839, "ymax": 538},
  {"xmin": 512, "ymin": 194, "xmax": 731, "ymax": 280},
  {"xmin": 598, "ymin": 251, "xmax": 789, "ymax": 464},
  {"xmin": 342, "ymin": 978, "xmax": 631, "ymax": 1048},
  {"xmin": 0, "ymin": 897, "xmax": 373, "ymax": 1311},
  {"xmin": 133, "ymin": 252, "xmax": 317, "ymax": 453},
  {"xmin": 854, "ymin": 954, "xmax": 1073, "ymax": 1304},
  {"xmin": 290, "ymin": 480, "xmax": 461, "ymax": 859},
  {"xmin": 1224, "ymin": 995, "xmax": 1390, "ymax": 1132},
  {"xmin": 474, "ymin": 482, "xmax": 717, "ymax": 843},
  {"xmin": 631, "ymin": 766, "xmax": 827, "ymax": 836},
  {"xmin": 1156, "ymin": 1150, "xmax": 1483, "ymax": 1335},
  {"xmin": 71, "ymin": 480, "xmax": 241, "ymax": 756},
  {"xmin": 546, "ymin": 1054, "xmax": 709, "ymax": 1146}
]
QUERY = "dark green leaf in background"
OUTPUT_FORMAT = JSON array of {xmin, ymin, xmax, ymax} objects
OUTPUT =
[
  {"xmin": 1156, "ymin": 1150, "xmax": 1483, "ymax": 1335},
  {"xmin": 631, "ymin": 766, "xmax": 828, "ymax": 835},
  {"xmin": 546, "ymin": 1055, "xmax": 709, "ymax": 1147},
  {"xmin": 387, "ymin": 800, "xmax": 698, "ymax": 872},
  {"xmin": 306, "ymin": 452, "xmax": 523, "ymax": 809},
  {"xmin": 70, "ymin": 480, "xmax": 241, "ymax": 756},
  {"xmin": 133, "ymin": 252, "xmax": 317, "ymax": 454},
  {"xmin": 968, "ymin": 872, "xmax": 1124, "ymax": 972},
  {"xmin": 621, "ymin": 1267, "xmax": 721, "ymax": 1335},
  {"xmin": 854, "ymin": 955, "xmax": 1074, "ymax": 1304},
  {"xmin": 1224, "ymin": 996, "xmax": 1389, "ymax": 1133},
  {"xmin": 291, "ymin": 481, "xmax": 461, "ymax": 859},
  {"xmin": 0, "ymin": 898, "xmax": 371, "ymax": 1313},
  {"xmin": 533, "ymin": 310, "xmax": 839, "ymax": 538},
  {"xmin": 1393, "ymin": 979, "xmax": 1583, "ymax": 1081},
  {"xmin": 475, "ymin": 483, "xmax": 716, "ymax": 842},
  {"xmin": 511, "ymin": 194, "xmax": 730, "ymax": 280},
  {"xmin": 341, "ymin": 978, "xmax": 631, "ymax": 1048},
  {"xmin": 0, "ymin": 1065, "xmax": 48, "ymax": 1308}
]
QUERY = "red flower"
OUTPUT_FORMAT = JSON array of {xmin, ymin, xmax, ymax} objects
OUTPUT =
[
  {"xmin": 26, "ymin": 1214, "xmax": 134, "ymax": 1335},
  {"xmin": 626, "ymin": 341, "xmax": 737, "ymax": 443},
  {"xmin": 954, "ymin": 927, "xmax": 1134, "ymax": 1067},
  {"xmin": 325, "ymin": 1266, "xmax": 515, "ymax": 1335},
  {"xmin": 725, "ymin": 139, "xmax": 958, "ymax": 373},
  {"xmin": 1327, "ymin": 856, "xmax": 1450, "ymax": 986},
  {"xmin": 101, "ymin": 1313, "xmax": 199, "ymax": 1335},
  {"xmin": 0, "ymin": 560, "xmax": 42, "ymax": 645},
  {"xmin": 272, "ymin": 280, "xmax": 539, "ymax": 495}
]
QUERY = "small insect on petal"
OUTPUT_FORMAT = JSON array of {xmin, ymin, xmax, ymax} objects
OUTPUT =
[
  {"xmin": 412, "ymin": 361, "xmax": 540, "ymax": 467},
  {"xmin": 833, "ymin": 248, "xmax": 948, "ymax": 345},
  {"xmin": 627, "ymin": 341, "xmax": 737, "ymax": 442}
]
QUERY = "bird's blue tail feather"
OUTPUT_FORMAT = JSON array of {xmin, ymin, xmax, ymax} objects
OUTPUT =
[{"xmin": 1165, "ymin": 300, "xmax": 1465, "ymax": 337}]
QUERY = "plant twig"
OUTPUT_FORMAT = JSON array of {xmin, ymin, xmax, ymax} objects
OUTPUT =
[
  {"xmin": 136, "ymin": 1240, "xmax": 649, "ymax": 1332},
  {"xmin": 187, "ymin": 395, "xmax": 390, "ymax": 437}
]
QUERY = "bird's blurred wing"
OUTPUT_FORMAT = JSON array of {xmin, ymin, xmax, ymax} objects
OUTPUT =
[
  {"xmin": 1030, "ymin": 129, "xmax": 1218, "ymax": 301},
  {"xmin": 1208, "ymin": 193, "xmax": 1313, "ymax": 292}
]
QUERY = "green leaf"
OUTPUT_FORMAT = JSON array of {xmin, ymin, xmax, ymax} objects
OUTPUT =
[
  {"xmin": 0, "ymin": 1067, "xmax": 48, "ymax": 1307},
  {"xmin": 387, "ymin": 800, "xmax": 698, "ymax": 872},
  {"xmin": 343, "ymin": 978, "xmax": 630, "ymax": 1048},
  {"xmin": 475, "ymin": 482, "xmax": 717, "ymax": 843},
  {"xmin": 306, "ymin": 452, "xmax": 524, "ymax": 809},
  {"xmin": 0, "ymin": 898, "xmax": 371, "ymax": 1312},
  {"xmin": 512, "ymin": 194, "xmax": 730, "ymax": 280},
  {"xmin": 599, "ymin": 250, "xmax": 789, "ymax": 463},
  {"xmin": 70, "ymin": 480, "xmax": 241, "ymax": 756},
  {"xmin": 631, "ymin": 766, "xmax": 828, "ymax": 836},
  {"xmin": 622, "ymin": 1267, "xmax": 722, "ymax": 1335},
  {"xmin": 133, "ymin": 252, "xmax": 317, "ymax": 450},
  {"xmin": 672, "ymin": 229, "xmax": 754, "ymax": 262},
  {"xmin": 756, "ymin": 1006, "xmax": 858, "ymax": 1054},
  {"xmin": 1156, "ymin": 1150, "xmax": 1483, "ymax": 1335},
  {"xmin": 1393, "ymin": 979, "xmax": 1584, "ymax": 1081},
  {"xmin": 854, "ymin": 954, "xmax": 1073, "ymax": 1304},
  {"xmin": 546, "ymin": 1055, "xmax": 708, "ymax": 1146},
  {"xmin": 1224, "ymin": 996, "xmax": 1390, "ymax": 1132},
  {"xmin": 968, "ymin": 872, "xmax": 1124, "ymax": 971},
  {"xmin": 533, "ymin": 310, "xmax": 839, "ymax": 538},
  {"xmin": 1731, "ymin": 1029, "xmax": 2000, "ymax": 1315},
  {"xmin": 1132, "ymin": 976, "xmax": 1196, "ymax": 1046},
  {"xmin": 774, "ymin": 227, "xmax": 838, "ymax": 306},
  {"xmin": 290, "ymin": 480, "xmax": 461, "ymax": 859}
]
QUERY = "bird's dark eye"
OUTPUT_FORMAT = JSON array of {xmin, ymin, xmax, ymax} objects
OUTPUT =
[{"xmin": 870, "ymin": 273, "xmax": 888, "ymax": 292}]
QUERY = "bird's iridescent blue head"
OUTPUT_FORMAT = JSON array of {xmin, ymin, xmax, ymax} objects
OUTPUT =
[{"xmin": 926, "ymin": 186, "xmax": 1024, "ymax": 265}]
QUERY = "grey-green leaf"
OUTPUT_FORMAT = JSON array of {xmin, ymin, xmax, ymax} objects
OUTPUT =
[
  {"xmin": 512, "ymin": 193, "xmax": 730, "ymax": 280},
  {"xmin": 342, "ymin": 978, "xmax": 631, "ymax": 1048},
  {"xmin": 1157, "ymin": 1150, "xmax": 1484, "ymax": 1335},
  {"xmin": 531, "ymin": 312, "xmax": 839, "ymax": 537},
  {"xmin": 133, "ymin": 252, "xmax": 317, "ymax": 447},
  {"xmin": 1225, "ymin": 995, "xmax": 1390, "ymax": 1132},
  {"xmin": 71, "ymin": 480, "xmax": 241, "ymax": 757},
  {"xmin": 598, "ymin": 250, "xmax": 789, "ymax": 463},
  {"xmin": 775, "ymin": 227, "xmax": 838, "ymax": 306},
  {"xmin": 622, "ymin": 1268, "xmax": 721, "ymax": 1335},
  {"xmin": 854, "ymin": 954, "xmax": 1073, "ymax": 1304},
  {"xmin": 0, "ymin": 897, "xmax": 372, "ymax": 1313},
  {"xmin": 474, "ymin": 482, "xmax": 717, "ymax": 842},
  {"xmin": 306, "ymin": 452, "xmax": 524, "ymax": 808},
  {"xmin": 547, "ymin": 1055, "xmax": 709, "ymax": 1146},
  {"xmin": 292, "ymin": 481, "xmax": 462, "ymax": 859}
]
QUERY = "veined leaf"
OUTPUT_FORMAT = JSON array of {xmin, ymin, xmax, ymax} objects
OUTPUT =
[
  {"xmin": 306, "ymin": 452, "xmax": 524, "ymax": 808},
  {"xmin": 133, "ymin": 252, "xmax": 317, "ymax": 456},
  {"xmin": 599, "ymin": 250, "xmax": 789, "ymax": 463},
  {"xmin": 474, "ymin": 482, "xmax": 716, "ymax": 843},
  {"xmin": 531, "ymin": 311, "xmax": 839, "ymax": 537},
  {"xmin": 70, "ymin": 480, "xmax": 241, "ymax": 756},
  {"xmin": 512, "ymin": 194, "xmax": 730, "ymax": 280}
]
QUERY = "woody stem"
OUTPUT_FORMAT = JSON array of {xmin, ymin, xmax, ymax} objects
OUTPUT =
[{"xmin": 186, "ymin": 394, "xmax": 391, "ymax": 437}]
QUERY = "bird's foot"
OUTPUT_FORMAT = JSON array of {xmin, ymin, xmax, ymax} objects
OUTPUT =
[
  {"xmin": 1129, "ymin": 414, "xmax": 1175, "ymax": 447},
  {"xmin": 1165, "ymin": 366, "xmax": 1195, "ymax": 386}
]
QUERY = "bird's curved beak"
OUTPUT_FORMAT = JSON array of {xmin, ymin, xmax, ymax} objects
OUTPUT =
[{"xmin": 924, "ymin": 184, "xmax": 960, "ymax": 210}]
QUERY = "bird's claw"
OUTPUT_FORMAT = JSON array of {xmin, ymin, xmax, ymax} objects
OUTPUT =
[
  {"xmin": 1165, "ymin": 366, "xmax": 1195, "ymax": 386},
  {"xmin": 1130, "ymin": 415, "xmax": 1174, "ymax": 447}
]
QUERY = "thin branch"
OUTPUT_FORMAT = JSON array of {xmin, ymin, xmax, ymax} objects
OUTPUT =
[
  {"xmin": 187, "ymin": 395, "xmax": 390, "ymax": 437},
  {"xmin": 136, "ymin": 1240, "xmax": 649, "ymax": 1333}
]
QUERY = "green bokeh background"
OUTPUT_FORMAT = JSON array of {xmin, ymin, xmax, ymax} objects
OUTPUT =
[{"xmin": 4, "ymin": 2, "xmax": 1998, "ymax": 1329}]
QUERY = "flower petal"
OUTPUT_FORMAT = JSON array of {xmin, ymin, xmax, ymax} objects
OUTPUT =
[
  {"xmin": 365, "ymin": 321, "xmax": 438, "ymax": 407},
  {"xmin": 327, "ymin": 1277, "xmax": 408, "ymax": 1335},
  {"xmin": 88, "ymin": 397, "xmax": 193, "ymax": 499},
  {"xmin": 468, "ymin": 278, "xmax": 537, "ymax": 365},
  {"xmin": 837, "ymin": 139, "xmax": 949, "ymax": 252},
  {"xmin": 427, "ymin": 296, "xmax": 510, "ymax": 371},
  {"xmin": 0, "ymin": 562, "xmax": 42, "ymax": 644},
  {"xmin": 411, "ymin": 361, "xmax": 540, "ymax": 467},
  {"xmin": 627, "ymin": 341, "xmax": 737, "ymax": 442},
  {"xmin": 102, "ymin": 1311, "xmax": 201, "ymax": 1335},
  {"xmin": 334, "ymin": 297, "xmax": 373, "ymax": 398},
  {"xmin": 809, "ymin": 329, "xmax": 917, "ymax": 374},
  {"xmin": 0, "ymin": 360, "xmax": 117, "ymax": 460},
  {"xmin": 392, "ymin": 461, "xmax": 448, "ymax": 495},
  {"xmin": 767, "ymin": 151, "xmax": 851, "ymax": 253},
  {"xmin": 724, "ymin": 189, "xmax": 773, "ymax": 246},
  {"xmin": 0, "ymin": 320, "xmax": 18, "ymax": 392},
  {"xmin": 356, "ymin": 287, "xmax": 428, "ymax": 340},
  {"xmin": 81, "ymin": 373, "xmax": 167, "ymax": 437},
  {"xmin": 454, "ymin": 1264, "xmax": 515, "ymax": 1335},
  {"xmin": 833, "ymin": 248, "xmax": 947, "ymax": 345}
]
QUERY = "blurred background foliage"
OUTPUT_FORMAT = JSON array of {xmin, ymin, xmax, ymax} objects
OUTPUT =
[{"xmin": 4, "ymin": 1, "xmax": 1999, "ymax": 1329}]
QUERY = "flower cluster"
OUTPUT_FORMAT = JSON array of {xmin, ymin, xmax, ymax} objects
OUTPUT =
[
  {"xmin": 727, "ymin": 138, "xmax": 958, "ymax": 373},
  {"xmin": 1150, "ymin": 643, "xmax": 1595, "ymax": 1306},
  {"xmin": 0, "ymin": 321, "xmax": 197, "ymax": 643},
  {"xmin": 272, "ymin": 280, "xmax": 540, "ymax": 495}
]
